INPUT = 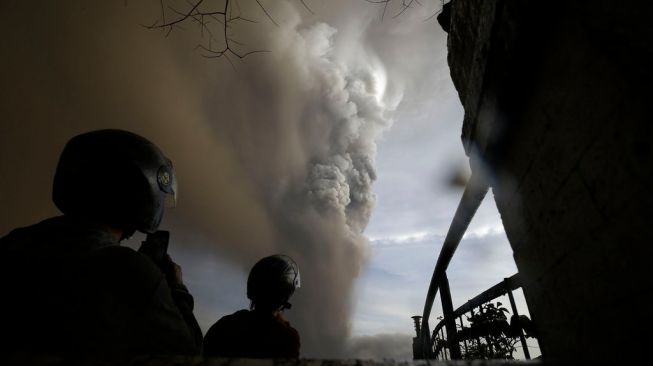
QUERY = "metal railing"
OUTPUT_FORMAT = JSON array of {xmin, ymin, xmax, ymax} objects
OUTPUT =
[
  {"xmin": 410, "ymin": 174, "xmax": 538, "ymax": 360},
  {"xmin": 420, "ymin": 273, "xmax": 535, "ymax": 360}
]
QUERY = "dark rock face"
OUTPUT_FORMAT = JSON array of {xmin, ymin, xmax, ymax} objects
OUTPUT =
[
  {"xmin": 446, "ymin": 0, "xmax": 653, "ymax": 362},
  {"xmin": 436, "ymin": 2, "xmax": 452, "ymax": 33}
]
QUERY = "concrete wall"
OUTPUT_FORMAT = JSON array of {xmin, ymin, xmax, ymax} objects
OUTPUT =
[{"xmin": 448, "ymin": 0, "xmax": 652, "ymax": 362}]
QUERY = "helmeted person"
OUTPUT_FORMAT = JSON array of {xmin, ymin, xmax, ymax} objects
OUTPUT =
[
  {"xmin": 0, "ymin": 130, "xmax": 202, "ymax": 356},
  {"xmin": 203, "ymin": 255, "xmax": 301, "ymax": 358}
]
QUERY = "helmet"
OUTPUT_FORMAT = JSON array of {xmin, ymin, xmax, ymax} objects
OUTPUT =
[
  {"xmin": 52, "ymin": 129, "xmax": 177, "ymax": 234},
  {"xmin": 247, "ymin": 255, "xmax": 301, "ymax": 311}
]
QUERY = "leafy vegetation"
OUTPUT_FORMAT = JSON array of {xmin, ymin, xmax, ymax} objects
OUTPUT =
[{"xmin": 458, "ymin": 302, "xmax": 519, "ymax": 359}]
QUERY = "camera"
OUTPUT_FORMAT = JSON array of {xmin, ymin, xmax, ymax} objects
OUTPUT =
[{"xmin": 138, "ymin": 230, "xmax": 169, "ymax": 266}]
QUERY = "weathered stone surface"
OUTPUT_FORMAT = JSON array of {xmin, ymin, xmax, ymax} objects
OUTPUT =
[
  {"xmin": 447, "ymin": 0, "xmax": 653, "ymax": 363},
  {"xmin": 447, "ymin": 0, "xmax": 501, "ymax": 155}
]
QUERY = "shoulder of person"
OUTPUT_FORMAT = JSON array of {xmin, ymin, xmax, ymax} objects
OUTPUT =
[
  {"xmin": 0, "ymin": 216, "xmax": 61, "ymax": 250},
  {"xmin": 207, "ymin": 310, "xmax": 251, "ymax": 332},
  {"xmin": 89, "ymin": 244, "xmax": 161, "ymax": 273},
  {"xmin": 232, "ymin": 309, "xmax": 252, "ymax": 319},
  {"xmin": 205, "ymin": 309, "xmax": 245, "ymax": 341},
  {"xmin": 80, "ymin": 245, "xmax": 165, "ymax": 297}
]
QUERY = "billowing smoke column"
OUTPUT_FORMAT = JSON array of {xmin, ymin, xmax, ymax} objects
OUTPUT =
[
  {"xmin": 302, "ymin": 22, "xmax": 389, "ymax": 234},
  {"xmin": 216, "ymin": 17, "xmax": 397, "ymax": 355},
  {"xmin": 290, "ymin": 24, "xmax": 393, "ymax": 355}
]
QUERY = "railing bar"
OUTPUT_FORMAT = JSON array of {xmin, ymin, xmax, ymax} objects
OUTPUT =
[
  {"xmin": 453, "ymin": 273, "xmax": 520, "ymax": 317},
  {"xmin": 505, "ymin": 281, "xmax": 531, "ymax": 360},
  {"xmin": 459, "ymin": 316, "xmax": 468, "ymax": 356},
  {"xmin": 440, "ymin": 328, "xmax": 447, "ymax": 360},
  {"xmin": 471, "ymin": 308, "xmax": 481, "ymax": 351},
  {"xmin": 432, "ymin": 321, "xmax": 445, "ymax": 337},
  {"xmin": 440, "ymin": 273, "xmax": 462, "ymax": 359},
  {"xmin": 419, "ymin": 175, "xmax": 489, "ymax": 351}
]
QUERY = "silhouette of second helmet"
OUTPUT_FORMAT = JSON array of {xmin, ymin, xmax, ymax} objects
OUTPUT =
[
  {"xmin": 52, "ymin": 129, "xmax": 177, "ymax": 234},
  {"xmin": 247, "ymin": 255, "xmax": 300, "ymax": 310}
]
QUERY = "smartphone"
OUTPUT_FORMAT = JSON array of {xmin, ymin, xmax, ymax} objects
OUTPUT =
[{"xmin": 138, "ymin": 230, "xmax": 169, "ymax": 266}]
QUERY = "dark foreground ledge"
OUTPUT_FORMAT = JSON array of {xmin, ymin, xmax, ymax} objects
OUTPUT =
[{"xmin": 5, "ymin": 355, "xmax": 546, "ymax": 366}]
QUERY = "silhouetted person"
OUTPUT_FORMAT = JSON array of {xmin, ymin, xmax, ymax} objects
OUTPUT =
[
  {"xmin": 0, "ymin": 130, "xmax": 202, "ymax": 357},
  {"xmin": 203, "ymin": 255, "xmax": 301, "ymax": 359}
]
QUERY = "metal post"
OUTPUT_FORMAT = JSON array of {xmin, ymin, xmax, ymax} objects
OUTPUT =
[
  {"xmin": 411, "ymin": 316, "xmax": 423, "ymax": 359},
  {"xmin": 412, "ymin": 315, "xmax": 422, "ymax": 336},
  {"xmin": 440, "ymin": 328, "xmax": 448, "ymax": 360},
  {"xmin": 520, "ymin": 286, "xmax": 543, "ymax": 353},
  {"xmin": 423, "ymin": 320, "xmax": 432, "ymax": 359},
  {"xmin": 459, "ymin": 316, "xmax": 468, "ymax": 357},
  {"xmin": 470, "ymin": 308, "xmax": 481, "ymax": 351},
  {"xmin": 504, "ymin": 280, "xmax": 531, "ymax": 359},
  {"xmin": 419, "ymin": 176, "xmax": 489, "ymax": 351},
  {"xmin": 440, "ymin": 273, "xmax": 462, "ymax": 359}
]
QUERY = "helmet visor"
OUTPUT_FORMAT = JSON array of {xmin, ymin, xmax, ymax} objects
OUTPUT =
[
  {"xmin": 294, "ymin": 270, "xmax": 301, "ymax": 289},
  {"xmin": 158, "ymin": 163, "xmax": 177, "ymax": 208},
  {"xmin": 280, "ymin": 255, "xmax": 301, "ymax": 289}
]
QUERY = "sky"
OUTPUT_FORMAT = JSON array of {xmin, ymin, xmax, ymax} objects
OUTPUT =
[{"xmin": 0, "ymin": 0, "xmax": 538, "ymax": 360}]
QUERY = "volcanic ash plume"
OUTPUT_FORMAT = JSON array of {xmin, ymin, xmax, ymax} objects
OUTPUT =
[{"xmin": 227, "ymin": 18, "xmax": 398, "ymax": 356}]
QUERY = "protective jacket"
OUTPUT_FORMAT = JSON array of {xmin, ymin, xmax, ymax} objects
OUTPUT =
[
  {"xmin": 0, "ymin": 216, "xmax": 202, "ymax": 356},
  {"xmin": 203, "ymin": 309, "xmax": 300, "ymax": 359}
]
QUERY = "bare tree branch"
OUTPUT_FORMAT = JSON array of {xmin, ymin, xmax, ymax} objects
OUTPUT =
[
  {"xmin": 300, "ymin": 0, "xmax": 314, "ymax": 15},
  {"xmin": 365, "ymin": 0, "xmax": 446, "ymax": 22},
  {"xmin": 253, "ymin": 0, "xmax": 278, "ymax": 27},
  {"xmin": 364, "ymin": 0, "xmax": 390, "ymax": 21},
  {"xmin": 392, "ymin": 0, "xmax": 415, "ymax": 19},
  {"xmin": 145, "ymin": 0, "xmax": 321, "ymax": 64},
  {"xmin": 146, "ymin": 0, "xmax": 446, "ymax": 64},
  {"xmin": 148, "ymin": 0, "xmax": 275, "ymax": 63},
  {"xmin": 146, "ymin": 0, "xmax": 315, "ymax": 62}
]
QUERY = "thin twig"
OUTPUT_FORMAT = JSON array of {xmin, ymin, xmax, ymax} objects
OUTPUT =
[
  {"xmin": 393, "ymin": 0, "xmax": 415, "ymax": 19},
  {"xmin": 147, "ymin": 0, "xmax": 306, "ymax": 63},
  {"xmin": 254, "ymin": 0, "xmax": 278, "ymax": 26},
  {"xmin": 300, "ymin": 0, "xmax": 314, "ymax": 15}
]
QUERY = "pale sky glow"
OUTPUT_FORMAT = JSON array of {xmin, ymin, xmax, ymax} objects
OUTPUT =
[
  {"xmin": 463, "ymin": 223, "xmax": 508, "ymax": 239},
  {"xmin": 353, "ymin": 200, "xmax": 519, "ymax": 337},
  {"xmin": 367, "ymin": 231, "xmax": 432, "ymax": 244}
]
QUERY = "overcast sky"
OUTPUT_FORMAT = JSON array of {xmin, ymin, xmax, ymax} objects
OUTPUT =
[{"xmin": 0, "ymin": 0, "xmax": 538, "ymax": 360}]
